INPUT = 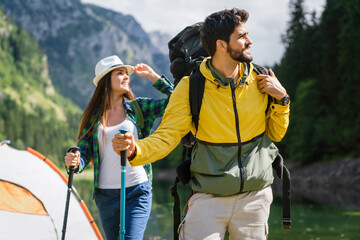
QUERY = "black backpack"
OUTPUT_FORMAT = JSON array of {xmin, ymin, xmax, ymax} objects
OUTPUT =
[
  {"xmin": 168, "ymin": 22, "xmax": 209, "ymax": 86},
  {"xmin": 168, "ymin": 23, "xmax": 292, "ymax": 239}
]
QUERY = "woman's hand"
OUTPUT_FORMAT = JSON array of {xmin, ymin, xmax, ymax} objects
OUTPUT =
[
  {"xmin": 64, "ymin": 151, "xmax": 80, "ymax": 168},
  {"xmin": 112, "ymin": 132, "xmax": 136, "ymax": 158},
  {"xmin": 133, "ymin": 63, "xmax": 161, "ymax": 83}
]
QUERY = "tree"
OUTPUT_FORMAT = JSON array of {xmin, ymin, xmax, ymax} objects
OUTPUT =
[{"xmin": 275, "ymin": 0, "xmax": 360, "ymax": 163}]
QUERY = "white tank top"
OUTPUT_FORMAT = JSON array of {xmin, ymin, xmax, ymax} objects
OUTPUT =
[{"xmin": 97, "ymin": 117, "xmax": 148, "ymax": 189}]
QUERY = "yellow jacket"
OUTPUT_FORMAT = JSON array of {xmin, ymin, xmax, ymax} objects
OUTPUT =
[{"xmin": 130, "ymin": 58, "xmax": 290, "ymax": 195}]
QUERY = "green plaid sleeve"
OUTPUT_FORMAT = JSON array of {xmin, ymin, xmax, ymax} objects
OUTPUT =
[
  {"xmin": 77, "ymin": 129, "xmax": 92, "ymax": 173},
  {"xmin": 136, "ymin": 76, "xmax": 174, "ymax": 135},
  {"xmin": 76, "ymin": 119, "xmax": 99, "ymax": 174},
  {"xmin": 152, "ymin": 76, "xmax": 173, "ymax": 98}
]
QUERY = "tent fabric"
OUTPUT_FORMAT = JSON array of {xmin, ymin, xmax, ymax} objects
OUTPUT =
[
  {"xmin": 0, "ymin": 144, "xmax": 103, "ymax": 239},
  {"xmin": 0, "ymin": 180, "xmax": 47, "ymax": 215},
  {"xmin": 0, "ymin": 210, "xmax": 58, "ymax": 240}
]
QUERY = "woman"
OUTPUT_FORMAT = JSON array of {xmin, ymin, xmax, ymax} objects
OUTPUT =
[{"xmin": 64, "ymin": 55, "xmax": 173, "ymax": 240}]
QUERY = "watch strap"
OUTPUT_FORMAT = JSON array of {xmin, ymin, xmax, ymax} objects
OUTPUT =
[{"xmin": 274, "ymin": 94, "xmax": 290, "ymax": 106}]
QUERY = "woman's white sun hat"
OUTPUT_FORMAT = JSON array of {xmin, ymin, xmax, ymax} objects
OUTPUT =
[{"xmin": 93, "ymin": 55, "xmax": 134, "ymax": 86}]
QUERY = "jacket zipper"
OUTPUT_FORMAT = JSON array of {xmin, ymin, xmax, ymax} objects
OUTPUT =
[{"xmin": 230, "ymin": 83, "xmax": 244, "ymax": 193}]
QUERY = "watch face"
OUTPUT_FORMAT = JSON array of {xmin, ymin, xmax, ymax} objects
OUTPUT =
[{"xmin": 282, "ymin": 95, "xmax": 290, "ymax": 105}]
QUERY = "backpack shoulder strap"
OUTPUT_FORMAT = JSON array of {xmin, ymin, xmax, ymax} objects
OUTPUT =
[
  {"xmin": 272, "ymin": 154, "xmax": 292, "ymax": 229},
  {"xmin": 129, "ymin": 99, "xmax": 145, "ymax": 130},
  {"xmin": 252, "ymin": 63, "xmax": 274, "ymax": 112},
  {"xmin": 189, "ymin": 68, "xmax": 205, "ymax": 132},
  {"xmin": 252, "ymin": 63, "xmax": 269, "ymax": 75}
]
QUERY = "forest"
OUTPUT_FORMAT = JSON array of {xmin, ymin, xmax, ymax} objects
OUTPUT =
[
  {"xmin": 274, "ymin": 0, "xmax": 360, "ymax": 164},
  {"xmin": 0, "ymin": 8, "xmax": 82, "ymax": 163},
  {"xmin": 1, "ymin": 0, "xmax": 359, "ymax": 169}
]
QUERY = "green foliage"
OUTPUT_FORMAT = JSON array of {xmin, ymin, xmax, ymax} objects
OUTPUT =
[
  {"xmin": 0, "ymin": 8, "xmax": 82, "ymax": 167},
  {"xmin": 275, "ymin": 0, "xmax": 319, "ymax": 99},
  {"xmin": 276, "ymin": 0, "xmax": 360, "ymax": 163},
  {"xmin": 335, "ymin": 0, "xmax": 360, "ymax": 155},
  {"xmin": 286, "ymin": 78, "xmax": 323, "ymax": 162}
]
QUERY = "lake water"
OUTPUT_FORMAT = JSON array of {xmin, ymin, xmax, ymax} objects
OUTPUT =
[{"xmin": 74, "ymin": 176, "xmax": 360, "ymax": 240}]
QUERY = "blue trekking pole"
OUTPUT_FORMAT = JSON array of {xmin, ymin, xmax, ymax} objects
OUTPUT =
[{"xmin": 119, "ymin": 129, "xmax": 127, "ymax": 240}]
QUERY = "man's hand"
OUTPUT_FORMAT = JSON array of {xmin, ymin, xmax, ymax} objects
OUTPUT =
[
  {"xmin": 257, "ymin": 69, "xmax": 287, "ymax": 100},
  {"xmin": 112, "ymin": 132, "xmax": 136, "ymax": 158}
]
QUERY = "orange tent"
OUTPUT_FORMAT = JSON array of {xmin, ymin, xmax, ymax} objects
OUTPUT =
[{"xmin": 0, "ymin": 142, "xmax": 103, "ymax": 239}]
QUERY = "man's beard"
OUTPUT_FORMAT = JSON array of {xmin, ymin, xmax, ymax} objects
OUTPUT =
[{"xmin": 227, "ymin": 44, "xmax": 253, "ymax": 63}]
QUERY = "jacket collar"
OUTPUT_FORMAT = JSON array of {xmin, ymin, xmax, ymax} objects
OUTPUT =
[{"xmin": 200, "ymin": 57, "xmax": 252, "ymax": 88}]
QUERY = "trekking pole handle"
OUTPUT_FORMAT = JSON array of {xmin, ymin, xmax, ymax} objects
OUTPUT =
[
  {"xmin": 67, "ymin": 147, "xmax": 79, "ymax": 187},
  {"xmin": 119, "ymin": 130, "xmax": 128, "ymax": 166}
]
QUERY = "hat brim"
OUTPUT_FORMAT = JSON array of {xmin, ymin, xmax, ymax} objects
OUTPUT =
[{"xmin": 93, "ymin": 64, "xmax": 134, "ymax": 86}]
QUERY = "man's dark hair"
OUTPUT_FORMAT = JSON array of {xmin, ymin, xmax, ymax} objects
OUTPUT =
[{"xmin": 200, "ymin": 8, "xmax": 249, "ymax": 57}]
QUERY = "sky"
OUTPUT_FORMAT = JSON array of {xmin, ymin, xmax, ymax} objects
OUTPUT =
[{"xmin": 81, "ymin": 0, "xmax": 325, "ymax": 66}]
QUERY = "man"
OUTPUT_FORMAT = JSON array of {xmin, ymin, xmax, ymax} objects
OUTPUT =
[{"xmin": 113, "ymin": 8, "xmax": 290, "ymax": 240}]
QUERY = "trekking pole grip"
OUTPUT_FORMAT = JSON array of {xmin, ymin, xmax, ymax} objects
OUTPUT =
[
  {"xmin": 67, "ymin": 147, "xmax": 79, "ymax": 187},
  {"xmin": 119, "ymin": 130, "xmax": 128, "ymax": 166}
]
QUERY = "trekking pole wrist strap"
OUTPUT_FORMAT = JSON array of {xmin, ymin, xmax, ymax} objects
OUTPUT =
[{"xmin": 128, "ymin": 146, "xmax": 137, "ymax": 160}]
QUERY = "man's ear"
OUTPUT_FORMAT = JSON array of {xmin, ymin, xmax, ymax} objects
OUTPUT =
[{"xmin": 216, "ymin": 40, "xmax": 227, "ymax": 52}]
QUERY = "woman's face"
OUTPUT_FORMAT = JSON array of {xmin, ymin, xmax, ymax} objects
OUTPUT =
[{"xmin": 110, "ymin": 67, "xmax": 130, "ymax": 95}]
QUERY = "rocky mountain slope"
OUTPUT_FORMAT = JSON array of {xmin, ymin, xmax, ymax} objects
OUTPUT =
[
  {"xmin": 0, "ymin": 0, "xmax": 172, "ymax": 109},
  {"xmin": 0, "ymin": 7, "xmax": 82, "ymax": 163}
]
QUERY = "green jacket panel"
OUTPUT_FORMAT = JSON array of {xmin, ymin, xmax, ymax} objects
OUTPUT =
[{"xmin": 190, "ymin": 133, "xmax": 278, "ymax": 196}]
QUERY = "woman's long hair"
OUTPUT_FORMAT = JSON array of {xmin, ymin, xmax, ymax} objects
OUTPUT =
[{"xmin": 77, "ymin": 71, "xmax": 135, "ymax": 142}]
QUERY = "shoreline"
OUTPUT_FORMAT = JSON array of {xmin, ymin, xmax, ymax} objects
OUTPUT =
[
  {"xmin": 154, "ymin": 158, "xmax": 360, "ymax": 209},
  {"xmin": 274, "ymin": 158, "xmax": 360, "ymax": 209}
]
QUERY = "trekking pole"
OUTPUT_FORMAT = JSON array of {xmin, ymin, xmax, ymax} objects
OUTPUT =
[
  {"xmin": 119, "ymin": 130, "xmax": 128, "ymax": 240},
  {"xmin": 61, "ymin": 146, "xmax": 79, "ymax": 240}
]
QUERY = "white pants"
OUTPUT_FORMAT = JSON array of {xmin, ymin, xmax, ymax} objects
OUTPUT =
[{"xmin": 178, "ymin": 186, "xmax": 273, "ymax": 240}]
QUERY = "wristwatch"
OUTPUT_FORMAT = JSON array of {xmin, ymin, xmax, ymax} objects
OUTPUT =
[{"xmin": 275, "ymin": 94, "xmax": 290, "ymax": 106}]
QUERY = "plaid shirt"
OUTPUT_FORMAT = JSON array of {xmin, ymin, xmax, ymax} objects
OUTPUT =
[{"xmin": 76, "ymin": 76, "xmax": 173, "ymax": 194}]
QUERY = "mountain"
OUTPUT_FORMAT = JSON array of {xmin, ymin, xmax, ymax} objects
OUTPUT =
[
  {"xmin": 0, "ymin": 0, "xmax": 173, "ymax": 109},
  {"xmin": 0, "ymin": 7, "xmax": 82, "ymax": 165},
  {"xmin": 149, "ymin": 31, "xmax": 172, "ymax": 55}
]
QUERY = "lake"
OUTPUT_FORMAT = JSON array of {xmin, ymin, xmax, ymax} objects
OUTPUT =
[{"xmin": 74, "ymin": 174, "xmax": 360, "ymax": 240}]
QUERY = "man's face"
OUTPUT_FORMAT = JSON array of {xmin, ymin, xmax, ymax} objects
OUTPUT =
[{"xmin": 227, "ymin": 23, "xmax": 253, "ymax": 62}]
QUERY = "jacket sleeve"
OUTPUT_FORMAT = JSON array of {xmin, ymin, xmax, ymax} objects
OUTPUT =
[
  {"xmin": 138, "ymin": 76, "xmax": 174, "ymax": 122},
  {"xmin": 265, "ymin": 101, "xmax": 290, "ymax": 142},
  {"xmin": 77, "ymin": 128, "xmax": 93, "ymax": 173},
  {"xmin": 153, "ymin": 75, "xmax": 173, "ymax": 98},
  {"xmin": 129, "ymin": 77, "xmax": 193, "ymax": 167}
]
